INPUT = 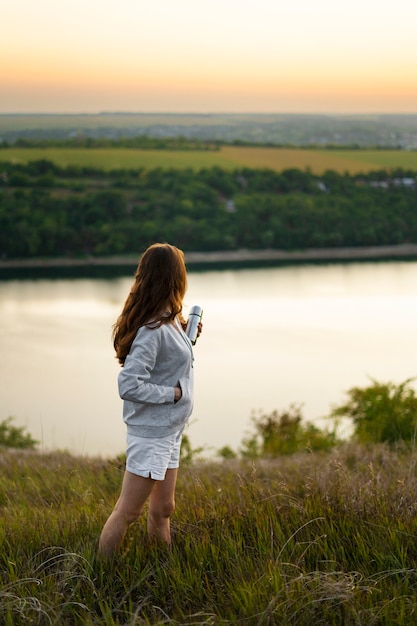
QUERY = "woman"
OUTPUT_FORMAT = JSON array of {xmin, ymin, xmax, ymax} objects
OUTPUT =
[{"xmin": 99, "ymin": 243, "xmax": 201, "ymax": 556}]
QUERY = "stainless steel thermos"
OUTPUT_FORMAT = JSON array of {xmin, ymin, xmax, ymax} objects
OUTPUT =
[{"xmin": 185, "ymin": 305, "xmax": 203, "ymax": 345}]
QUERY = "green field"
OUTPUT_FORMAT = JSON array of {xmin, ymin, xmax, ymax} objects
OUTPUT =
[
  {"xmin": 0, "ymin": 147, "xmax": 236, "ymax": 170},
  {"xmin": 1, "ymin": 145, "xmax": 417, "ymax": 174}
]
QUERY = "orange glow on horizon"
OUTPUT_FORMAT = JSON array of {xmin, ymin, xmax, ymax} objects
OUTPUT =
[{"xmin": 1, "ymin": 0, "xmax": 417, "ymax": 114}]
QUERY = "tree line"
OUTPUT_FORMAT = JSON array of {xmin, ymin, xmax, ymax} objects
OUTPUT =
[
  {"xmin": 0, "ymin": 136, "xmax": 220, "ymax": 150},
  {"xmin": 0, "ymin": 159, "xmax": 416, "ymax": 260},
  {"xmin": 0, "ymin": 137, "xmax": 403, "ymax": 150}
]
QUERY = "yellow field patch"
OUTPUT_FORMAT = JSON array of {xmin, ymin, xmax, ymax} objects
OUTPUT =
[{"xmin": 219, "ymin": 147, "xmax": 417, "ymax": 174}]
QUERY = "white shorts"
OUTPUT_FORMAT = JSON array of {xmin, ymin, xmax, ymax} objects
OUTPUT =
[{"xmin": 125, "ymin": 426, "xmax": 185, "ymax": 481}]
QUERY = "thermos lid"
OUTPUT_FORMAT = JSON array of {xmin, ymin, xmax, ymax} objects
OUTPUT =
[{"xmin": 189, "ymin": 305, "xmax": 203, "ymax": 316}]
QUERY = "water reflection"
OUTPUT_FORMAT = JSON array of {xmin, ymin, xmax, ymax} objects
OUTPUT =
[{"xmin": 1, "ymin": 261, "xmax": 417, "ymax": 457}]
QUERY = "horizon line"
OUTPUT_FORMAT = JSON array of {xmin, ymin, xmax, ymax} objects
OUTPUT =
[{"xmin": 1, "ymin": 111, "xmax": 417, "ymax": 117}]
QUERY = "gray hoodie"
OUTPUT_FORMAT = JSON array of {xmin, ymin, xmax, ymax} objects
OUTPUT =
[{"xmin": 118, "ymin": 320, "xmax": 194, "ymax": 438}]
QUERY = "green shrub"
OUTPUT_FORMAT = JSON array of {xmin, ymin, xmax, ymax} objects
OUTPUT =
[
  {"xmin": 0, "ymin": 417, "xmax": 38, "ymax": 449},
  {"xmin": 240, "ymin": 404, "xmax": 338, "ymax": 458},
  {"xmin": 217, "ymin": 445, "xmax": 237, "ymax": 460},
  {"xmin": 330, "ymin": 378, "xmax": 417, "ymax": 445},
  {"xmin": 180, "ymin": 433, "xmax": 205, "ymax": 464}
]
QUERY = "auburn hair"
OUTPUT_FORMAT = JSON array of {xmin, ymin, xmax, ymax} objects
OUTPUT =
[{"xmin": 113, "ymin": 243, "xmax": 187, "ymax": 365}]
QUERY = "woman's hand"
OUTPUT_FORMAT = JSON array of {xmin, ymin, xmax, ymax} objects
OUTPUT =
[
  {"xmin": 174, "ymin": 386, "xmax": 182, "ymax": 402},
  {"xmin": 197, "ymin": 321, "xmax": 203, "ymax": 338}
]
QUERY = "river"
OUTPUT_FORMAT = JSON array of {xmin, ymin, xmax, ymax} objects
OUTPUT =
[{"xmin": 1, "ymin": 260, "xmax": 417, "ymax": 457}]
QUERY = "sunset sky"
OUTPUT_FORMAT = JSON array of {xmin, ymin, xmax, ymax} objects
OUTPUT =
[{"xmin": 2, "ymin": 0, "xmax": 417, "ymax": 114}]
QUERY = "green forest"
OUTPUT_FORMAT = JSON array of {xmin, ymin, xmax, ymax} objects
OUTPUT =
[{"xmin": 0, "ymin": 158, "xmax": 416, "ymax": 260}]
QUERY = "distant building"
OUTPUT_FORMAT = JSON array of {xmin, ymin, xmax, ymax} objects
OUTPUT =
[
  {"xmin": 393, "ymin": 177, "xmax": 416, "ymax": 189},
  {"xmin": 369, "ymin": 181, "xmax": 389, "ymax": 189}
]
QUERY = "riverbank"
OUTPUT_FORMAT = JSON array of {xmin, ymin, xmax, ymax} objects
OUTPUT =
[{"xmin": 1, "ymin": 243, "xmax": 417, "ymax": 271}]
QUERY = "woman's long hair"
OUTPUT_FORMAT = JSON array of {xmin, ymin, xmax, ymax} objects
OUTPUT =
[{"xmin": 113, "ymin": 243, "xmax": 187, "ymax": 365}]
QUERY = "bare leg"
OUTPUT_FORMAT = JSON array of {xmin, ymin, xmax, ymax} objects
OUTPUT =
[
  {"xmin": 99, "ymin": 470, "xmax": 155, "ymax": 557},
  {"xmin": 147, "ymin": 468, "xmax": 178, "ymax": 545}
]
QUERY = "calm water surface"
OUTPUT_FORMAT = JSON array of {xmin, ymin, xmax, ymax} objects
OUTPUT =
[{"xmin": 1, "ymin": 261, "xmax": 417, "ymax": 457}]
